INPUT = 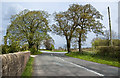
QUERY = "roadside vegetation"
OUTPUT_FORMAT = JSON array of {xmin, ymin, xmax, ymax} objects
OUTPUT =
[
  {"xmin": 66, "ymin": 38, "xmax": 120, "ymax": 67},
  {"xmin": 65, "ymin": 29, "xmax": 120, "ymax": 68},
  {"xmin": 43, "ymin": 50, "xmax": 67, "ymax": 52},
  {"xmin": 31, "ymin": 50, "xmax": 43, "ymax": 55},
  {"xmin": 41, "ymin": 49, "xmax": 67, "ymax": 52},
  {"xmin": 66, "ymin": 52, "xmax": 120, "ymax": 67},
  {"xmin": 21, "ymin": 57, "xmax": 34, "ymax": 77},
  {"xmin": 51, "ymin": 50, "xmax": 67, "ymax": 52}
]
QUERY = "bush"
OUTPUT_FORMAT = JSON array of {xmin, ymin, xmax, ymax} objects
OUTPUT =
[
  {"xmin": 92, "ymin": 38, "xmax": 109, "ymax": 48},
  {"xmin": 21, "ymin": 44, "xmax": 29, "ymax": 51},
  {"xmin": 92, "ymin": 39, "xmax": 120, "ymax": 48},
  {"xmin": 1, "ymin": 45, "xmax": 9, "ymax": 54},
  {"xmin": 29, "ymin": 45, "xmax": 37, "ymax": 54},
  {"xmin": 1, "ymin": 41, "xmax": 21, "ymax": 54},
  {"xmin": 50, "ymin": 44, "xmax": 55, "ymax": 50},
  {"xmin": 96, "ymin": 46, "xmax": 120, "ymax": 57},
  {"xmin": 8, "ymin": 42, "xmax": 20, "ymax": 53},
  {"xmin": 112, "ymin": 39, "xmax": 120, "ymax": 46}
]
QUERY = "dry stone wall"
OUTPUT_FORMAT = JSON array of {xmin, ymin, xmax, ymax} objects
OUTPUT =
[{"xmin": 0, "ymin": 51, "xmax": 30, "ymax": 76}]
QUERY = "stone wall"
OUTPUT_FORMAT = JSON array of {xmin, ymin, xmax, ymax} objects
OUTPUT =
[{"xmin": 0, "ymin": 51, "xmax": 30, "ymax": 76}]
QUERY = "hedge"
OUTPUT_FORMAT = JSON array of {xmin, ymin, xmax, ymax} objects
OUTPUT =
[{"xmin": 96, "ymin": 46, "xmax": 120, "ymax": 57}]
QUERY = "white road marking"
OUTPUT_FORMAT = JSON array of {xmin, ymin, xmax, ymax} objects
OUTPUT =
[{"xmin": 55, "ymin": 57, "xmax": 104, "ymax": 76}]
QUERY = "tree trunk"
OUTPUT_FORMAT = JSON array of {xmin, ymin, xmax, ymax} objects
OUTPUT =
[
  {"xmin": 78, "ymin": 33, "xmax": 82, "ymax": 53},
  {"xmin": 36, "ymin": 44, "xmax": 39, "ymax": 52},
  {"xmin": 28, "ymin": 42, "xmax": 34, "ymax": 49},
  {"xmin": 66, "ymin": 39, "xmax": 71, "ymax": 53}
]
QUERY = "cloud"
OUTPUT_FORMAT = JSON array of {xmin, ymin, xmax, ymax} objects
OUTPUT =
[
  {"xmin": 0, "ymin": 28, "xmax": 3, "ymax": 45},
  {"xmin": 0, "ymin": 27, "xmax": 3, "ymax": 32},
  {"xmin": 2, "ymin": 3, "xmax": 24, "ymax": 21},
  {"xmin": 1, "ymin": 3, "xmax": 25, "ymax": 37},
  {"xmin": 48, "ymin": 32, "xmax": 66, "ymax": 48}
]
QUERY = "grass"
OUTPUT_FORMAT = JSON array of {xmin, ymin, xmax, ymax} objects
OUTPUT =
[
  {"xmin": 82, "ymin": 48, "xmax": 98, "ymax": 54},
  {"xmin": 50, "ymin": 50, "xmax": 67, "ymax": 52},
  {"xmin": 22, "ymin": 50, "xmax": 29, "ymax": 52},
  {"xmin": 41, "ymin": 50, "xmax": 51, "ymax": 51},
  {"xmin": 65, "ymin": 52, "xmax": 120, "ymax": 67},
  {"xmin": 31, "ymin": 50, "xmax": 42, "ymax": 55},
  {"xmin": 41, "ymin": 50, "xmax": 67, "ymax": 52},
  {"xmin": 21, "ymin": 57, "xmax": 34, "ymax": 77}
]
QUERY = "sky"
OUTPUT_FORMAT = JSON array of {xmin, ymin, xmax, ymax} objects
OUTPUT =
[{"xmin": 0, "ymin": 0, "xmax": 119, "ymax": 49}]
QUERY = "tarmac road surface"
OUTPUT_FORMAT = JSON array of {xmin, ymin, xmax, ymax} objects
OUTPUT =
[{"xmin": 32, "ymin": 51, "xmax": 119, "ymax": 77}]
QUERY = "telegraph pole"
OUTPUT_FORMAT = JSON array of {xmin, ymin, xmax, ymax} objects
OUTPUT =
[{"xmin": 108, "ymin": 6, "xmax": 112, "ymax": 46}]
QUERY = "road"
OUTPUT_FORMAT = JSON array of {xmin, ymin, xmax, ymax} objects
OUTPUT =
[{"xmin": 32, "ymin": 51, "xmax": 119, "ymax": 76}]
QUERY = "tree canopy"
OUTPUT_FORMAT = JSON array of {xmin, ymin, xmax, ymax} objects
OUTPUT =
[
  {"xmin": 52, "ymin": 4, "xmax": 104, "ymax": 53},
  {"xmin": 5, "ymin": 9, "xmax": 51, "ymax": 53},
  {"xmin": 43, "ymin": 34, "xmax": 55, "ymax": 50}
]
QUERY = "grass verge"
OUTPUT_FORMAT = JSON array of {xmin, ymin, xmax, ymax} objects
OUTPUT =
[
  {"xmin": 65, "ymin": 52, "xmax": 120, "ymax": 67},
  {"xmin": 32, "ymin": 51, "xmax": 42, "ymax": 55},
  {"xmin": 41, "ymin": 50, "xmax": 67, "ymax": 52},
  {"xmin": 21, "ymin": 57, "xmax": 34, "ymax": 77},
  {"xmin": 50, "ymin": 50, "xmax": 67, "ymax": 52}
]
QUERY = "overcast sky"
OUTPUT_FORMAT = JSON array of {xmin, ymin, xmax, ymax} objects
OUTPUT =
[{"xmin": 0, "ymin": 0, "xmax": 119, "ymax": 48}]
